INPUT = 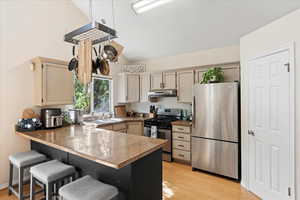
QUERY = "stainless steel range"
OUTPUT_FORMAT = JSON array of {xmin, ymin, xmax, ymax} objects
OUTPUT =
[{"xmin": 144, "ymin": 108, "xmax": 181, "ymax": 162}]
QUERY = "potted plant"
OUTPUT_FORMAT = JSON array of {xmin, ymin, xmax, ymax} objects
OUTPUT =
[{"xmin": 201, "ymin": 67, "xmax": 224, "ymax": 84}]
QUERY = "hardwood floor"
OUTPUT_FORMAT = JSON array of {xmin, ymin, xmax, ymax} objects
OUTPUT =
[
  {"xmin": 0, "ymin": 162, "xmax": 260, "ymax": 200},
  {"xmin": 163, "ymin": 162, "xmax": 260, "ymax": 200}
]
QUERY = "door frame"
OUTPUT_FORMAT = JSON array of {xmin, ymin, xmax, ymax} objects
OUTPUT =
[{"xmin": 246, "ymin": 43, "xmax": 295, "ymax": 199}]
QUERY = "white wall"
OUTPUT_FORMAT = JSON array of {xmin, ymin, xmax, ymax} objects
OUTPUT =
[
  {"xmin": 129, "ymin": 45, "xmax": 240, "ymax": 113},
  {"xmin": 240, "ymin": 8, "xmax": 300, "ymax": 198},
  {"xmin": 133, "ymin": 45, "xmax": 240, "ymax": 71},
  {"xmin": 0, "ymin": 0, "xmax": 88, "ymax": 187}
]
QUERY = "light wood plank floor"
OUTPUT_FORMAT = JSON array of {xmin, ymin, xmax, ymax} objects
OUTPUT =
[
  {"xmin": 163, "ymin": 162, "xmax": 260, "ymax": 200},
  {"xmin": 0, "ymin": 162, "xmax": 260, "ymax": 200}
]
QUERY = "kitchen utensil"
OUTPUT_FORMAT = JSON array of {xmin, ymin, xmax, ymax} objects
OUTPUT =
[
  {"xmin": 95, "ymin": 45, "xmax": 102, "ymax": 74},
  {"xmin": 68, "ymin": 109, "xmax": 83, "ymax": 124},
  {"xmin": 99, "ymin": 58, "xmax": 110, "ymax": 75},
  {"xmin": 92, "ymin": 47, "xmax": 98, "ymax": 74},
  {"xmin": 103, "ymin": 44, "xmax": 118, "ymax": 62},
  {"xmin": 68, "ymin": 46, "xmax": 78, "ymax": 71},
  {"xmin": 114, "ymin": 105, "xmax": 126, "ymax": 118},
  {"xmin": 109, "ymin": 41, "xmax": 124, "ymax": 62}
]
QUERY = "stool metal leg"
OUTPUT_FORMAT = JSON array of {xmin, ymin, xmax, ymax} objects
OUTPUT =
[
  {"xmin": 30, "ymin": 174, "xmax": 35, "ymax": 200},
  {"xmin": 19, "ymin": 167, "xmax": 24, "ymax": 200},
  {"xmin": 46, "ymin": 183, "xmax": 53, "ymax": 200},
  {"xmin": 8, "ymin": 162, "xmax": 13, "ymax": 195}
]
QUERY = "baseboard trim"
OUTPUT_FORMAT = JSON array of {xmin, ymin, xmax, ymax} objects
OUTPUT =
[{"xmin": 0, "ymin": 183, "xmax": 8, "ymax": 190}]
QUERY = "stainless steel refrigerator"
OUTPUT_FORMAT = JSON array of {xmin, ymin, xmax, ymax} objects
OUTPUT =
[{"xmin": 191, "ymin": 82, "xmax": 240, "ymax": 180}]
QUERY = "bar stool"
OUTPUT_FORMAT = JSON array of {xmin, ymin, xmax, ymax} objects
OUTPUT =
[
  {"xmin": 8, "ymin": 150, "xmax": 47, "ymax": 200},
  {"xmin": 59, "ymin": 175, "xmax": 119, "ymax": 200},
  {"xmin": 30, "ymin": 160, "xmax": 76, "ymax": 200}
]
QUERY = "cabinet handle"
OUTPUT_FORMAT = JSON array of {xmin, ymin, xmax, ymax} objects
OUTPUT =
[
  {"xmin": 178, "ymin": 145, "xmax": 184, "ymax": 147},
  {"xmin": 178, "ymin": 136, "xmax": 184, "ymax": 139},
  {"xmin": 178, "ymin": 154, "xmax": 185, "ymax": 157},
  {"xmin": 178, "ymin": 128, "xmax": 184, "ymax": 130}
]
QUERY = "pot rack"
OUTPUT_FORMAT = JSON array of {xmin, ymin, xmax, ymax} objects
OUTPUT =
[{"xmin": 64, "ymin": 0, "xmax": 117, "ymax": 46}]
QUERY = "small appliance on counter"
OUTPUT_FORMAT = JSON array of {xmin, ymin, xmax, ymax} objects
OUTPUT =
[
  {"xmin": 41, "ymin": 108, "xmax": 63, "ymax": 129},
  {"xmin": 68, "ymin": 109, "xmax": 83, "ymax": 124}
]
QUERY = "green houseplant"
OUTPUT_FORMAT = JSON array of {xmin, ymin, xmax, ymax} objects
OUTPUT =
[
  {"xmin": 201, "ymin": 67, "xmax": 224, "ymax": 84},
  {"xmin": 74, "ymin": 78, "xmax": 90, "ymax": 113}
]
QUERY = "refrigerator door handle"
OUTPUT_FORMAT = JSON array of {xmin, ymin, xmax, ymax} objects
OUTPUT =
[{"xmin": 192, "ymin": 96, "xmax": 196, "ymax": 128}]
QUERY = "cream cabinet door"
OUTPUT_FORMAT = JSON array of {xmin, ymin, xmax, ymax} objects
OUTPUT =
[
  {"xmin": 195, "ymin": 69, "xmax": 205, "ymax": 84},
  {"xmin": 127, "ymin": 122, "xmax": 143, "ymax": 136},
  {"xmin": 150, "ymin": 72, "xmax": 163, "ymax": 90},
  {"xmin": 163, "ymin": 72, "xmax": 176, "ymax": 89},
  {"xmin": 223, "ymin": 67, "xmax": 240, "ymax": 82},
  {"xmin": 140, "ymin": 73, "xmax": 150, "ymax": 102},
  {"xmin": 117, "ymin": 73, "xmax": 140, "ymax": 103},
  {"xmin": 42, "ymin": 63, "xmax": 74, "ymax": 105},
  {"xmin": 127, "ymin": 74, "xmax": 140, "ymax": 103},
  {"xmin": 177, "ymin": 70, "xmax": 194, "ymax": 103}
]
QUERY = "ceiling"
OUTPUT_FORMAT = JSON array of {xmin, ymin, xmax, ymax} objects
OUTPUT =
[{"xmin": 72, "ymin": 0, "xmax": 300, "ymax": 61}]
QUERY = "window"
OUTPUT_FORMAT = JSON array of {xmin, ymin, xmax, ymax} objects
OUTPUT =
[{"xmin": 91, "ymin": 76, "xmax": 113, "ymax": 113}]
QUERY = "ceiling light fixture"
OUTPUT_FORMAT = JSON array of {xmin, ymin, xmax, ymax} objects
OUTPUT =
[{"xmin": 132, "ymin": 0, "xmax": 174, "ymax": 14}]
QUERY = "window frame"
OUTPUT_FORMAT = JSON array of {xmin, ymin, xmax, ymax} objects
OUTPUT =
[{"xmin": 90, "ymin": 75, "xmax": 113, "ymax": 114}]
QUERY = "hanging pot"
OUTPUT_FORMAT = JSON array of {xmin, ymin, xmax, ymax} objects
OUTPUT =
[
  {"xmin": 99, "ymin": 58, "xmax": 110, "ymax": 75},
  {"xmin": 103, "ymin": 44, "xmax": 118, "ymax": 62},
  {"xmin": 68, "ymin": 46, "xmax": 78, "ymax": 71}
]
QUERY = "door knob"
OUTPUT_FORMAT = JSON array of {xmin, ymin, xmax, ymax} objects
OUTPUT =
[{"xmin": 248, "ymin": 130, "xmax": 255, "ymax": 136}]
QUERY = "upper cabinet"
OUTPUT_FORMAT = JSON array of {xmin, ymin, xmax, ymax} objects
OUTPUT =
[
  {"xmin": 32, "ymin": 57, "xmax": 74, "ymax": 106},
  {"xmin": 163, "ymin": 72, "xmax": 176, "ymax": 89},
  {"xmin": 150, "ymin": 71, "xmax": 176, "ymax": 90},
  {"xmin": 117, "ymin": 73, "xmax": 140, "ymax": 103},
  {"xmin": 150, "ymin": 72, "xmax": 163, "ymax": 90},
  {"xmin": 177, "ymin": 70, "xmax": 194, "ymax": 103},
  {"xmin": 140, "ymin": 73, "xmax": 151, "ymax": 102},
  {"xmin": 195, "ymin": 63, "xmax": 240, "ymax": 84}
]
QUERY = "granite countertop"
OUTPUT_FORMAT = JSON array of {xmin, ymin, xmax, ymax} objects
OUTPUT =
[
  {"xmin": 171, "ymin": 120, "xmax": 192, "ymax": 127},
  {"xmin": 82, "ymin": 117, "xmax": 150, "ymax": 127},
  {"xmin": 16, "ymin": 125, "xmax": 166, "ymax": 169}
]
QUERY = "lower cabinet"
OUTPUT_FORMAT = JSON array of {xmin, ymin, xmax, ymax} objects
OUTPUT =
[
  {"xmin": 127, "ymin": 122, "xmax": 143, "ymax": 136},
  {"xmin": 98, "ymin": 121, "xmax": 143, "ymax": 136},
  {"xmin": 172, "ymin": 125, "xmax": 191, "ymax": 163}
]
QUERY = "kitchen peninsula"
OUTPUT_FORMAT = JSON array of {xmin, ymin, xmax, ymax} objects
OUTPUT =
[{"xmin": 16, "ymin": 125, "xmax": 167, "ymax": 200}]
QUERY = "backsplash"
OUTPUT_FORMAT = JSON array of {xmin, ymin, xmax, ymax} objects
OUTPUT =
[{"xmin": 129, "ymin": 97, "xmax": 192, "ymax": 113}]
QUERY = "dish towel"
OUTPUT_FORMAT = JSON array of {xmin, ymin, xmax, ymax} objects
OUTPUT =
[{"xmin": 151, "ymin": 126, "xmax": 157, "ymax": 138}]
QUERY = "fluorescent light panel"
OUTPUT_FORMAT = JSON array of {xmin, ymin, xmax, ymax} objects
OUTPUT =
[{"xmin": 132, "ymin": 0, "xmax": 173, "ymax": 14}]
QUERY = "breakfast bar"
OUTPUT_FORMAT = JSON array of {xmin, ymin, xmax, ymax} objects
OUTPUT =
[{"xmin": 16, "ymin": 125, "xmax": 167, "ymax": 200}]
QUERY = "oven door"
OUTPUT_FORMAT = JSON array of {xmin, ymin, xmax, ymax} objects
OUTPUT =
[{"xmin": 157, "ymin": 129, "xmax": 172, "ymax": 153}]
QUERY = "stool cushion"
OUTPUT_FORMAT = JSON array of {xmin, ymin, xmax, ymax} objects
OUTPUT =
[
  {"xmin": 59, "ymin": 175, "xmax": 118, "ymax": 200},
  {"xmin": 30, "ymin": 160, "xmax": 75, "ymax": 183},
  {"xmin": 9, "ymin": 150, "xmax": 46, "ymax": 168}
]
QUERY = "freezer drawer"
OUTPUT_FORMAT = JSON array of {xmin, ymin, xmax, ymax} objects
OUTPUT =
[{"xmin": 192, "ymin": 137, "xmax": 238, "ymax": 179}]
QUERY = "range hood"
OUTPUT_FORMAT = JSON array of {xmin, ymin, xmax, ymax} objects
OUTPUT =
[{"xmin": 148, "ymin": 89, "xmax": 177, "ymax": 98}]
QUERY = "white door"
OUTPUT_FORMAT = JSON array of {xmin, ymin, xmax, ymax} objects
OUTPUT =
[{"xmin": 248, "ymin": 50, "xmax": 292, "ymax": 200}]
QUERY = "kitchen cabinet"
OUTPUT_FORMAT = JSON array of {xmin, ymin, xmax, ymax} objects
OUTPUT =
[
  {"xmin": 31, "ymin": 57, "xmax": 74, "ymax": 106},
  {"xmin": 172, "ymin": 124, "xmax": 191, "ymax": 163},
  {"xmin": 150, "ymin": 72, "xmax": 176, "ymax": 90},
  {"xmin": 177, "ymin": 70, "xmax": 194, "ymax": 103},
  {"xmin": 117, "ymin": 73, "xmax": 140, "ymax": 103},
  {"xmin": 163, "ymin": 72, "xmax": 176, "ymax": 89},
  {"xmin": 150, "ymin": 72, "xmax": 163, "ymax": 90},
  {"xmin": 127, "ymin": 122, "xmax": 143, "ymax": 136},
  {"xmin": 139, "ymin": 73, "xmax": 151, "ymax": 102},
  {"xmin": 195, "ymin": 63, "xmax": 240, "ymax": 83}
]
